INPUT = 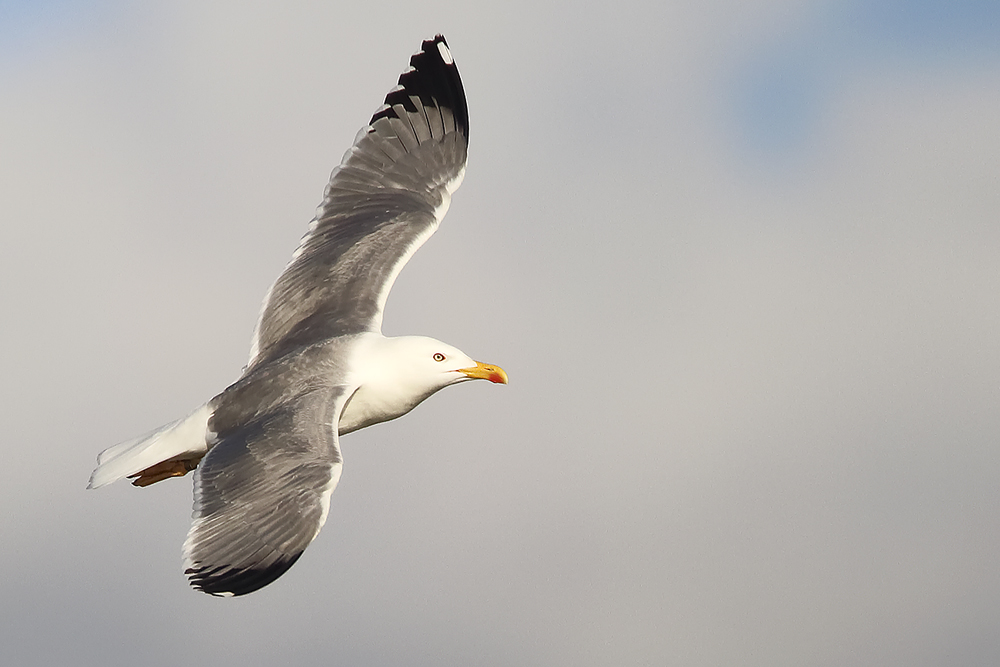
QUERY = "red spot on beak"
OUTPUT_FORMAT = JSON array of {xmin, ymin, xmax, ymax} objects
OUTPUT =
[{"xmin": 488, "ymin": 372, "xmax": 504, "ymax": 384}]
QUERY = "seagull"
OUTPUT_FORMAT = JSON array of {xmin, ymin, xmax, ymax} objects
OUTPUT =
[{"xmin": 87, "ymin": 35, "xmax": 507, "ymax": 597}]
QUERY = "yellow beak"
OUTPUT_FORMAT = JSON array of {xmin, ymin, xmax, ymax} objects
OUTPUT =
[{"xmin": 458, "ymin": 361, "xmax": 509, "ymax": 384}]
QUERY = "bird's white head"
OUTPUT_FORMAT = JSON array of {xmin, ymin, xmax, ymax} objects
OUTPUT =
[
  {"xmin": 385, "ymin": 336, "xmax": 507, "ymax": 394},
  {"xmin": 343, "ymin": 334, "xmax": 507, "ymax": 433}
]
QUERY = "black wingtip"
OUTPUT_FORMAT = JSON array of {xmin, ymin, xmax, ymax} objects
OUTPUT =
[
  {"xmin": 186, "ymin": 552, "xmax": 303, "ymax": 597},
  {"xmin": 370, "ymin": 34, "xmax": 468, "ymax": 139}
]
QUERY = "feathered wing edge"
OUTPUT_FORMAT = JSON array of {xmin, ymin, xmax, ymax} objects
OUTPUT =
[{"xmin": 246, "ymin": 34, "xmax": 469, "ymax": 368}]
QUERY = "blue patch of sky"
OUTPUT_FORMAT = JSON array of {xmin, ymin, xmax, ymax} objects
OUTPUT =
[
  {"xmin": 850, "ymin": 0, "xmax": 1000, "ymax": 59},
  {"xmin": 0, "ymin": 0, "xmax": 113, "ymax": 64},
  {"xmin": 725, "ymin": 0, "xmax": 1000, "ymax": 166}
]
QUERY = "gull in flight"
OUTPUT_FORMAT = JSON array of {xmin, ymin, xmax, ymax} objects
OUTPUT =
[{"xmin": 88, "ymin": 35, "xmax": 506, "ymax": 597}]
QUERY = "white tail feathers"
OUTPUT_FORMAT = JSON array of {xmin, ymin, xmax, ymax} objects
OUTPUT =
[{"xmin": 88, "ymin": 404, "xmax": 213, "ymax": 489}]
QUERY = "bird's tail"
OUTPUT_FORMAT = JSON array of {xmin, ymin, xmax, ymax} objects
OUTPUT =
[{"xmin": 87, "ymin": 404, "xmax": 212, "ymax": 489}]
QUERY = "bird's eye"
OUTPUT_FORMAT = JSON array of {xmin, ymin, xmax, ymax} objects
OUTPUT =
[{"xmin": 433, "ymin": 353, "xmax": 446, "ymax": 362}]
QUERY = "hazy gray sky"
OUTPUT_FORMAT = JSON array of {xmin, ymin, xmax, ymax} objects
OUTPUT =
[{"xmin": 2, "ymin": 1, "xmax": 999, "ymax": 665}]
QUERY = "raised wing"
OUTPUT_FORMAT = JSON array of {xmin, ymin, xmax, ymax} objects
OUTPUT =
[
  {"xmin": 248, "ymin": 35, "xmax": 469, "ymax": 368},
  {"xmin": 183, "ymin": 356, "xmax": 353, "ymax": 596}
]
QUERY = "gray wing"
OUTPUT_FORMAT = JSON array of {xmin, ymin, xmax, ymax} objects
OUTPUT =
[
  {"xmin": 182, "ymin": 366, "xmax": 352, "ymax": 597},
  {"xmin": 248, "ymin": 35, "xmax": 469, "ymax": 368}
]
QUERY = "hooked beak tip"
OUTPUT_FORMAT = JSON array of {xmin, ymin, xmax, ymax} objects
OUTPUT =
[{"xmin": 460, "ymin": 361, "xmax": 508, "ymax": 385}]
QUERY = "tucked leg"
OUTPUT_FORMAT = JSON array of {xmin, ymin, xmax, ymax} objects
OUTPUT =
[{"xmin": 128, "ymin": 456, "xmax": 203, "ymax": 487}]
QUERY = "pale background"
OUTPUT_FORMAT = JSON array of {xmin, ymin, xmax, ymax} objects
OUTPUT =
[{"xmin": 2, "ymin": 1, "xmax": 999, "ymax": 665}]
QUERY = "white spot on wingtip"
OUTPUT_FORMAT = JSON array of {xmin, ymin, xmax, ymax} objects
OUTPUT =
[{"xmin": 437, "ymin": 41, "xmax": 453, "ymax": 65}]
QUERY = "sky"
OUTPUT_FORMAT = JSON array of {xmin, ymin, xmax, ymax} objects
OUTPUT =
[{"xmin": 2, "ymin": 1, "xmax": 999, "ymax": 665}]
